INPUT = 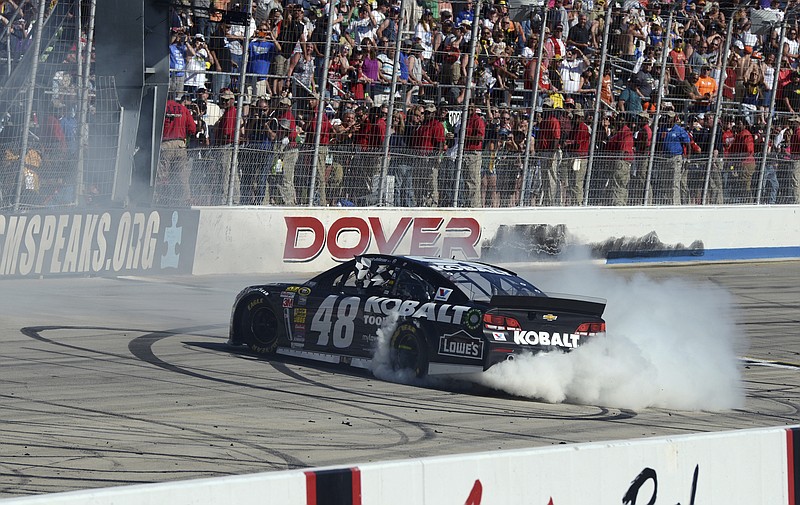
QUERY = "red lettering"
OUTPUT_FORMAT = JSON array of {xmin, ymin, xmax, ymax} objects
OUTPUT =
[
  {"xmin": 284, "ymin": 217, "xmax": 325, "ymax": 262},
  {"xmin": 464, "ymin": 479, "xmax": 482, "ymax": 505},
  {"xmin": 442, "ymin": 217, "xmax": 481, "ymax": 259},
  {"xmin": 410, "ymin": 217, "xmax": 443, "ymax": 256},
  {"xmin": 327, "ymin": 217, "xmax": 371, "ymax": 260},
  {"xmin": 370, "ymin": 217, "xmax": 412, "ymax": 255}
]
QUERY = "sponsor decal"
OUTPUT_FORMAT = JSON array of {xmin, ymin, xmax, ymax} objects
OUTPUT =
[
  {"xmin": 491, "ymin": 332, "xmax": 507, "ymax": 341},
  {"xmin": 283, "ymin": 216, "xmax": 481, "ymax": 262},
  {"xmin": 362, "ymin": 296, "xmax": 470, "ymax": 325},
  {"xmin": 513, "ymin": 330, "xmax": 581, "ymax": 348},
  {"xmin": 282, "ymin": 297, "xmax": 294, "ymax": 308},
  {"xmin": 438, "ymin": 331, "xmax": 484, "ymax": 360},
  {"xmin": 0, "ymin": 209, "xmax": 199, "ymax": 278},
  {"xmin": 542, "ymin": 313, "xmax": 558, "ymax": 322},
  {"xmin": 299, "ymin": 286, "xmax": 311, "ymax": 296},
  {"xmin": 293, "ymin": 308, "xmax": 307, "ymax": 324},
  {"xmin": 284, "ymin": 286, "xmax": 301, "ymax": 292},
  {"xmin": 434, "ymin": 287, "xmax": 453, "ymax": 302},
  {"xmin": 428, "ymin": 260, "xmax": 508, "ymax": 275},
  {"xmin": 463, "ymin": 308, "xmax": 482, "ymax": 330},
  {"xmin": 298, "ymin": 296, "xmax": 308, "ymax": 307}
]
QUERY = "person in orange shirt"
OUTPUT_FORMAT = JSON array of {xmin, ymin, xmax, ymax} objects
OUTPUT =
[{"xmin": 695, "ymin": 65, "xmax": 717, "ymax": 112}]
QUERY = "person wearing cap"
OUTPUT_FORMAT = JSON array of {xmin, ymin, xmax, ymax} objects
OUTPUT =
[
  {"xmin": 656, "ymin": 111, "xmax": 691, "ymax": 205},
  {"xmin": 184, "ymin": 33, "xmax": 211, "ymax": 97},
  {"xmin": 214, "ymin": 89, "xmax": 241, "ymax": 204},
  {"xmin": 455, "ymin": 0, "xmax": 475, "ymax": 30},
  {"xmin": 410, "ymin": 103, "xmax": 445, "ymax": 206},
  {"xmin": 606, "ymin": 114, "xmax": 635, "ymax": 206},
  {"xmin": 789, "ymin": 116, "xmax": 800, "ymax": 204},
  {"xmin": 727, "ymin": 118, "xmax": 756, "ymax": 203},
  {"xmin": 669, "ymin": 38, "xmax": 687, "ymax": 88},
  {"xmin": 156, "ymin": 96, "xmax": 197, "ymax": 205},
  {"xmin": 436, "ymin": 18, "xmax": 462, "ymax": 88},
  {"xmin": 537, "ymin": 99, "xmax": 562, "ymax": 206},
  {"xmin": 558, "ymin": 46, "xmax": 589, "ymax": 103},
  {"xmin": 560, "ymin": 108, "xmax": 590, "ymax": 206},
  {"xmin": 304, "ymin": 94, "xmax": 331, "ymax": 206},
  {"xmin": 463, "ymin": 104, "xmax": 485, "ymax": 207},
  {"xmin": 617, "ymin": 77, "xmax": 644, "ymax": 114},
  {"xmin": 628, "ymin": 111, "xmax": 652, "ymax": 205},
  {"xmin": 691, "ymin": 112, "xmax": 724, "ymax": 204},
  {"xmin": 673, "ymin": 72, "xmax": 702, "ymax": 114},
  {"xmin": 543, "ymin": 25, "xmax": 566, "ymax": 68},
  {"xmin": 695, "ymin": 66, "xmax": 717, "ymax": 110},
  {"xmin": 377, "ymin": 5, "xmax": 401, "ymax": 44},
  {"xmin": 273, "ymin": 95, "xmax": 299, "ymax": 205}
]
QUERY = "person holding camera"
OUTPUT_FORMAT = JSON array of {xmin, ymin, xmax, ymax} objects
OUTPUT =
[
  {"xmin": 169, "ymin": 30, "xmax": 189, "ymax": 96},
  {"xmin": 184, "ymin": 33, "xmax": 211, "ymax": 97},
  {"xmin": 157, "ymin": 97, "xmax": 197, "ymax": 205}
]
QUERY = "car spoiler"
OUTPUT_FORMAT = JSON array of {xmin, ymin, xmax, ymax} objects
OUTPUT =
[{"xmin": 489, "ymin": 295, "xmax": 606, "ymax": 318}]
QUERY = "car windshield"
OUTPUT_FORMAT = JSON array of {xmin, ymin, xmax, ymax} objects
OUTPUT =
[{"xmin": 444, "ymin": 271, "xmax": 544, "ymax": 302}]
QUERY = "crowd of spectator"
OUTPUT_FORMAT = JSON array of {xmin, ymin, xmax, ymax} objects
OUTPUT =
[{"xmin": 160, "ymin": 0, "xmax": 800, "ymax": 207}]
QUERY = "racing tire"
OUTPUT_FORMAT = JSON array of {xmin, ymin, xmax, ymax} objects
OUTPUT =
[
  {"xmin": 238, "ymin": 296, "xmax": 280, "ymax": 356},
  {"xmin": 390, "ymin": 324, "xmax": 429, "ymax": 378}
]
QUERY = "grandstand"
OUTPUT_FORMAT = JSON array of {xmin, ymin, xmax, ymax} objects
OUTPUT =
[{"xmin": 0, "ymin": 0, "xmax": 797, "ymax": 210}]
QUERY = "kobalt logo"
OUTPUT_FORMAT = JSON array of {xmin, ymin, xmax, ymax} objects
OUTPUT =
[
  {"xmin": 439, "ymin": 332, "xmax": 484, "ymax": 360},
  {"xmin": 363, "ymin": 296, "xmax": 470, "ymax": 325},
  {"xmin": 513, "ymin": 331, "xmax": 581, "ymax": 348}
]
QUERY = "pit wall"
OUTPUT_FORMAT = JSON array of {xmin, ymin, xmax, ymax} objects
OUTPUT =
[
  {"xmin": 1, "ymin": 206, "xmax": 799, "ymax": 279},
  {"xmin": 193, "ymin": 205, "xmax": 800, "ymax": 276},
  {"xmin": 4, "ymin": 426, "xmax": 799, "ymax": 504}
]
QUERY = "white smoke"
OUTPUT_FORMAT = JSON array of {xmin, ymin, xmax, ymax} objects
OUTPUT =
[{"xmin": 473, "ymin": 260, "xmax": 746, "ymax": 411}]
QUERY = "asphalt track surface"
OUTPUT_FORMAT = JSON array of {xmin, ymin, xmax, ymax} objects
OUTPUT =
[{"xmin": 0, "ymin": 261, "xmax": 798, "ymax": 498}]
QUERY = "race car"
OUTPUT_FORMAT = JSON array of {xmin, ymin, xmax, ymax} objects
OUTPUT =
[{"xmin": 229, "ymin": 255, "xmax": 606, "ymax": 377}]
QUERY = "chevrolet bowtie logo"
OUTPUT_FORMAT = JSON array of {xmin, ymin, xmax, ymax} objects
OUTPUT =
[{"xmin": 542, "ymin": 313, "xmax": 558, "ymax": 321}]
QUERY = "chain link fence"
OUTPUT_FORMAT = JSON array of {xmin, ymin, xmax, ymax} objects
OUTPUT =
[{"xmin": 0, "ymin": 0, "xmax": 120, "ymax": 212}]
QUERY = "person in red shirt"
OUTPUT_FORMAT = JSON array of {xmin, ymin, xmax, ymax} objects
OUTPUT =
[
  {"xmin": 274, "ymin": 96, "xmax": 298, "ymax": 205},
  {"xmin": 561, "ymin": 109, "xmax": 589, "ymax": 206},
  {"xmin": 306, "ymin": 93, "xmax": 331, "ymax": 205},
  {"xmin": 463, "ymin": 104, "xmax": 485, "ymax": 207},
  {"xmin": 214, "ymin": 89, "xmax": 240, "ymax": 204},
  {"xmin": 606, "ymin": 114, "xmax": 634, "ymax": 206},
  {"xmin": 629, "ymin": 111, "xmax": 652, "ymax": 205},
  {"xmin": 788, "ymin": 116, "xmax": 800, "ymax": 204},
  {"xmin": 537, "ymin": 100, "xmax": 561, "ymax": 206},
  {"xmin": 411, "ymin": 104, "xmax": 445, "ymax": 206},
  {"xmin": 158, "ymin": 97, "xmax": 197, "ymax": 205},
  {"xmin": 728, "ymin": 118, "xmax": 756, "ymax": 203}
]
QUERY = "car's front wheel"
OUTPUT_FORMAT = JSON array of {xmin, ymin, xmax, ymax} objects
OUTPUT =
[
  {"xmin": 238, "ymin": 296, "xmax": 280, "ymax": 355},
  {"xmin": 390, "ymin": 323, "xmax": 428, "ymax": 378}
]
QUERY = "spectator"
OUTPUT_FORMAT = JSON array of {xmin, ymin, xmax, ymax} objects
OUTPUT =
[
  {"xmin": 184, "ymin": 34, "xmax": 211, "ymax": 97},
  {"xmin": 562, "ymin": 108, "xmax": 590, "ymax": 206},
  {"xmin": 274, "ymin": 96, "xmax": 299, "ymax": 205},
  {"xmin": 728, "ymin": 118, "xmax": 756, "ymax": 203},
  {"xmin": 559, "ymin": 46, "xmax": 589, "ymax": 102},
  {"xmin": 208, "ymin": 21, "xmax": 234, "ymax": 97},
  {"xmin": 656, "ymin": 111, "xmax": 691, "ymax": 205},
  {"xmin": 695, "ymin": 65, "xmax": 717, "ymax": 110},
  {"xmin": 411, "ymin": 103, "xmax": 444, "ymax": 206},
  {"xmin": 169, "ymin": 30, "xmax": 189, "ymax": 95},
  {"xmin": 247, "ymin": 21, "xmax": 280, "ymax": 98},
  {"xmin": 789, "ymin": 115, "xmax": 800, "ymax": 203},
  {"xmin": 629, "ymin": 111, "xmax": 652, "ymax": 205},
  {"xmin": 305, "ymin": 94, "xmax": 331, "ymax": 205},
  {"xmin": 783, "ymin": 71, "xmax": 800, "ymax": 114},
  {"xmin": 275, "ymin": 4, "xmax": 305, "ymax": 97},
  {"xmin": 463, "ymin": 104, "xmax": 485, "ymax": 207},
  {"xmin": 158, "ymin": 96, "xmax": 197, "ymax": 205},
  {"xmin": 537, "ymin": 99, "xmax": 561, "ymax": 206},
  {"xmin": 214, "ymin": 89, "xmax": 240, "ymax": 204},
  {"xmin": 607, "ymin": 114, "xmax": 635, "ymax": 206}
]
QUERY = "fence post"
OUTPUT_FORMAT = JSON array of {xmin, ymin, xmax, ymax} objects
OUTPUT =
[
  {"xmin": 642, "ymin": 6, "xmax": 673, "ymax": 206},
  {"xmin": 701, "ymin": 13, "xmax": 735, "ymax": 205},
  {"xmin": 519, "ymin": 6, "xmax": 547, "ymax": 207},
  {"xmin": 228, "ymin": 12, "xmax": 252, "ymax": 206},
  {"xmin": 379, "ymin": 0, "xmax": 407, "ymax": 206},
  {"xmin": 452, "ymin": 0, "xmax": 482, "ymax": 208},
  {"xmin": 584, "ymin": 2, "xmax": 612, "ymax": 206},
  {"xmin": 12, "ymin": 0, "xmax": 47, "ymax": 212},
  {"xmin": 756, "ymin": 19, "xmax": 788, "ymax": 205}
]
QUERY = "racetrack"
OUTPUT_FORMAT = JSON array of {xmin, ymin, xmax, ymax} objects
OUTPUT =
[{"xmin": 1, "ymin": 261, "xmax": 798, "ymax": 498}]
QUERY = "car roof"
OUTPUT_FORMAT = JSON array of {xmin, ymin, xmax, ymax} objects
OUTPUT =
[{"xmin": 356, "ymin": 254, "xmax": 518, "ymax": 277}]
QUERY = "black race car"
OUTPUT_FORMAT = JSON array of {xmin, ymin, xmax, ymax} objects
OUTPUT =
[{"xmin": 229, "ymin": 255, "xmax": 606, "ymax": 377}]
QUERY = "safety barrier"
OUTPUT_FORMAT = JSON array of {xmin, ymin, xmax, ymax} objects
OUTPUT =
[
  {"xmin": 3, "ymin": 425, "xmax": 798, "ymax": 504},
  {"xmin": 1, "ymin": 205, "xmax": 799, "ymax": 279}
]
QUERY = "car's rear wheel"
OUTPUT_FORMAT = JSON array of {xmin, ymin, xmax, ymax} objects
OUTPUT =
[
  {"xmin": 238, "ymin": 296, "xmax": 280, "ymax": 355},
  {"xmin": 390, "ymin": 324, "xmax": 428, "ymax": 378}
]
